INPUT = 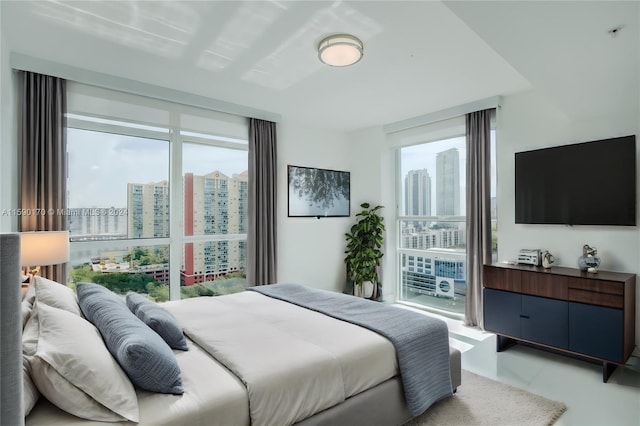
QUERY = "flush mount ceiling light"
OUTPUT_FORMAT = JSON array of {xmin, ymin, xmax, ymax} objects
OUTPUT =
[{"xmin": 318, "ymin": 34, "xmax": 363, "ymax": 67}]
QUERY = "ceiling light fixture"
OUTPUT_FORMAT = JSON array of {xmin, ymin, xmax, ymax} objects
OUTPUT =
[{"xmin": 318, "ymin": 34, "xmax": 363, "ymax": 67}]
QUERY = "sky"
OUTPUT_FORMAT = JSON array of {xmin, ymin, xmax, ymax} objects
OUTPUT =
[
  {"xmin": 68, "ymin": 128, "xmax": 495, "ymax": 210},
  {"xmin": 400, "ymin": 136, "xmax": 466, "ymax": 182},
  {"xmin": 67, "ymin": 128, "xmax": 248, "ymax": 208}
]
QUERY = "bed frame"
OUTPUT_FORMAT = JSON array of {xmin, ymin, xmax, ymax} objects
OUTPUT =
[
  {"xmin": 297, "ymin": 346, "xmax": 461, "ymax": 426},
  {"xmin": 2, "ymin": 233, "xmax": 462, "ymax": 426}
]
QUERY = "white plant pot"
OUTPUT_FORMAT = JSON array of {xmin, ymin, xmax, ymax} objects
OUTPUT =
[
  {"xmin": 353, "ymin": 284, "xmax": 362, "ymax": 297},
  {"xmin": 361, "ymin": 281, "xmax": 374, "ymax": 298}
]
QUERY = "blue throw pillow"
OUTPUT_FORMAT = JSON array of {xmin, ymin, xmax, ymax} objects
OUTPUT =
[
  {"xmin": 76, "ymin": 283, "xmax": 184, "ymax": 395},
  {"xmin": 126, "ymin": 292, "xmax": 188, "ymax": 351}
]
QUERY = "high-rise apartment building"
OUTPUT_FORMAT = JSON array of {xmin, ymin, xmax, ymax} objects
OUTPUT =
[
  {"xmin": 127, "ymin": 181, "xmax": 169, "ymax": 238},
  {"xmin": 182, "ymin": 170, "xmax": 248, "ymax": 286},
  {"xmin": 404, "ymin": 169, "xmax": 432, "ymax": 216},
  {"xmin": 436, "ymin": 148, "xmax": 460, "ymax": 216},
  {"xmin": 400, "ymin": 225, "xmax": 464, "ymax": 250},
  {"xmin": 127, "ymin": 172, "xmax": 247, "ymax": 286}
]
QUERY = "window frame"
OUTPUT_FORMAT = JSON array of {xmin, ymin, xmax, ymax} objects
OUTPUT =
[
  {"xmin": 394, "ymin": 134, "xmax": 467, "ymax": 317},
  {"xmin": 393, "ymin": 122, "xmax": 496, "ymax": 317},
  {"xmin": 66, "ymin": 96, "xmax": 248, "ymax": 301}
]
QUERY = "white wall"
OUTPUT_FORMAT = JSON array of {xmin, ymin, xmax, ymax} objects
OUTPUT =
[
  {"xmin": 276, "ymin": 120, "xmax": 353, "ymax": 293},
  {"xmin": 497, "ymin": 90, "xmax": 640, "ymax": 345},
  {"xmin": 346, "ymin": 88, "xmax": 640, "ymax": 346},
  {"xmin": 0, "ymin": 5, "xmax": 4, "ymax": 230},
  {"xmin": 277, "ymin": 121, "xmax": 396, "ymax": 300},
  {"xmin": 346, "ymin": 126, "xmax": 396, "ymax": 300},
  {"xmin": 497, "ymin": 91, "xmax": 638, "ymax": 272},
  {"xmin": 0, "ymin": 10, "xmax": 18, "ymax": 233}
]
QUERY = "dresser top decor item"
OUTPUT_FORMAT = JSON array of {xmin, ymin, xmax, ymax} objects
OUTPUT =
[{"xmin": 578, "ymin": 244, "xmax": 600, "ymax": 273}]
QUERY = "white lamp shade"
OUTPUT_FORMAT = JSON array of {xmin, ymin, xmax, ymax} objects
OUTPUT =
[
  {"xmin": 318, "ymin": 34, "xmax": 363, "ymax": 67},
  {"xmin": 20, "ymin": 231, "xmax": 70, "ymax": 267}
]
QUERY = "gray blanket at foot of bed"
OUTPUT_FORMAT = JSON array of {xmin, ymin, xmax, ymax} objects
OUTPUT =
[{"xmin": 249, "ymin": 283, "xmax": 453, "ymax": 416}]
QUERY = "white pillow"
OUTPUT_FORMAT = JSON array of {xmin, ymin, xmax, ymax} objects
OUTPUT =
[
  {"xmin": 21, "ymin": 283, "xmax": 36, "ymax": 329},
  {"xmin": 23, "ymin": 296, "xmax": 41, "ymax": 417},
  {"xmin": 28, "ymin": 302, "xmax": 139, "ymax": 422},
  {"xmin": 33, "ymin": 276, "xmax": 81, "ymax": 316},
  {"xmin": 22, "ymin": 302, "xmax": 40, "ymax": 358},
  {"xmin": 23, "ymin": 357, "xmax": 39, "ymax": 417},
  {"xmin": 22, "ymin": 277, "xmax": 82, "ymax": 416}
]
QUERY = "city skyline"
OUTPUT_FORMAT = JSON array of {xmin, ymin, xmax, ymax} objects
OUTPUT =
[
  {"xmin": 401, "ymin": 133, "xmax": 497, "ymax": 217},
  {"xmin": 401, "ymin": 137, "xmax": 466, "ymax": 216},
  {"xmin": 67, "ymin": 169, "xmax": 248, "ymax": 287},
  {"xmin": 436, "ymin": 148, "xmax": 460, "ymax": 216},
  {"xmin": 404, "ymin": 169, "xmax": 432, "ymax": 216}
]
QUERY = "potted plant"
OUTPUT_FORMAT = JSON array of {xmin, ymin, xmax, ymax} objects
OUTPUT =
[{"xmin": 344, "ymin": 203, "xmax": 385, "ymax": 299}]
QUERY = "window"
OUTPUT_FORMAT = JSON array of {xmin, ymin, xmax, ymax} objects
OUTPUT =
[
  {"xmin": 65, "ymin": 83, "xmax": 248, "ymax": 301},
  {"xmin": 180, "ymin": 141, "xmax": 248, "ymax": 297},
  {"xmin": 394, "ymin": 116, "xmax": 496, "ymax": 315}
]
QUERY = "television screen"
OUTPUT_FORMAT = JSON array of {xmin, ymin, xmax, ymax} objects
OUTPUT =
[
  {"xmin": 288, "ymin": 165, "xmax": 350, "ymax": 217},
  {"xmin": 515, "ymin": 135, "xmax": 636, "ymax": 226}
]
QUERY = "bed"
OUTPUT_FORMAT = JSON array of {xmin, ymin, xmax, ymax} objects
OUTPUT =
[{"xmin": 7, "ymin": 239, "xmax": 461, "ymax": 425}]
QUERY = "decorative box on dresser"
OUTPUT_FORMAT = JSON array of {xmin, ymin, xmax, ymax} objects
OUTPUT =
[{"xmin": 483, "ymin": 263, "xmax": 636, "ymax": 382}]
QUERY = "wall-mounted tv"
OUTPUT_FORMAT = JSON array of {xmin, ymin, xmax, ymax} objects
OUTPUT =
[
  {"xmin": 515, "ymin": 135, "xmax": 636, "ymax": 226},
  {"xmin": 288, "ymin": 165, "xmax": 350, "ymax": 218}
]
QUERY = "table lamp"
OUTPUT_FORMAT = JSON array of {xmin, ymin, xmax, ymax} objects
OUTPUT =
[{"xmin": 20, "ymin": 231, "xmax": 70, "ymax": 280}]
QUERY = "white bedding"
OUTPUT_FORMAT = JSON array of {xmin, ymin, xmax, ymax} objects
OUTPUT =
[
  {"xmin": 164, "ymin": 291, "xmax": 398, "ymax": 426},
  {"xmin": 26, "ymin": 339, "xmax": 250, "ymax": 426},
  {"xmin": 26, "ymin": 291, "xmax": 398, "ymax": 426}
]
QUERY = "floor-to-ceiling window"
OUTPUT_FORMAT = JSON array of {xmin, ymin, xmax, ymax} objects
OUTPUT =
[
  {"xmin": 181, "ymin": 138, "xmax": 248, "ymax": 298},
  {"xmin": 394, "ymin": 116, "xmax": 496, "ymax": 315},
  {"xmin": 65, "ymin": 83, "xmax": 248, "ymax": 301}
]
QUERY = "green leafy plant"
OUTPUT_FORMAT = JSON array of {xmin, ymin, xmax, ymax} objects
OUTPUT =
[{"xmin": 344, "ymin": 203, "xmax": 385, "ymax": 294}]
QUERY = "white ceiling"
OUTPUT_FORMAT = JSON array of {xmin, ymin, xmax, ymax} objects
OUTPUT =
[{"xmin": 2, "ymin": 1, "xmax": 638, "ymax": 132}]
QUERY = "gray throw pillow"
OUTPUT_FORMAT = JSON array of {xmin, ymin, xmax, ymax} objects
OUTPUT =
[
  {"xmin": 126, "ymin": 292, "xmax": 188, "ymax": 351},
  {"xmin": 76, "ymin": 283, "xmax": 184, "ymax": 395}
]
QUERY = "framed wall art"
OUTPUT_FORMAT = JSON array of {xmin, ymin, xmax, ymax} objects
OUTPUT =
[{"xmin": 287, "ymin": 165, "xmax": 350, "ymax": 218}]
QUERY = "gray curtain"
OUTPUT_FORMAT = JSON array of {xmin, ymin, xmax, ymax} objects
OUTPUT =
[
  {"xmin": 247, "ymin": 118, "xmax": 277, "ymax": 286},
  {"xmin": 19, "ymin": 72, "xmax": 68, "ymax": 283},
  {"xmin": 464, "ymin": 109, "xmax": 494, "ymax": 327},
  {"xmin": 0, "ymin": 234, "xmax": 24, "ymax": 426}
]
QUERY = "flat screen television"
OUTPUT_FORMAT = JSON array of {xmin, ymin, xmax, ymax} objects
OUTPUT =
[
  {"xmin": 288, "ymin": 165, "xmax": 350, "ymax": 218},
  {"xmin": 515, "ymin": 135, "xmax": 636, "ymax": 226}
]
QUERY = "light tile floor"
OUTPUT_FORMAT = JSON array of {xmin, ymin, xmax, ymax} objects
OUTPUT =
[
  {"xmin": 463, "ymin": 335, "xmax": 640, "ymax": 426},
  {"xmin": 397, "ymin": 305, "xmax": 640, "ymax": 426}
]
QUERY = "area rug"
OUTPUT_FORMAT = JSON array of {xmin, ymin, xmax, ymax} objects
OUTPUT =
[{"xmin": 404, "ymin": 370, "xmax": 567, "ymax": 426}]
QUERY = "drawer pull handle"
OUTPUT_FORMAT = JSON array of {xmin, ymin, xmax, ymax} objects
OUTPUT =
[{"xmin": 520, "ymin": 315, "xmax": 530, "ymax": 319}]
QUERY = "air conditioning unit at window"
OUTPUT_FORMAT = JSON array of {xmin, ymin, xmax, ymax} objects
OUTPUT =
[{"xmin": 435, "ymin": 276, "xmax": 455, "ymax": 298}]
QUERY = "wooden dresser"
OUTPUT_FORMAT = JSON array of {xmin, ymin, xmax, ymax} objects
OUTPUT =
[{"xmin": 483, "ymin": 263, "xmax": 636, "ymax": 382}]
